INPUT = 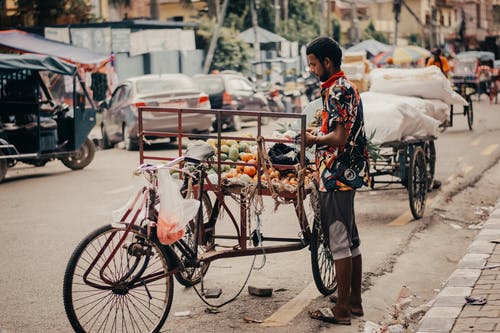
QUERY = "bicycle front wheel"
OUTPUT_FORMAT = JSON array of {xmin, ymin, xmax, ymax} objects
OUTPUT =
[{"xmin": 63, "ymin": 224, "xmax": 174, "ymax": 333}]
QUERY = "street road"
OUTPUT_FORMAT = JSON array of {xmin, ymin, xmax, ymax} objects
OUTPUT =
[{"xmin": 0, "ymin": 97, "xmax": 499, "ymax": 332}]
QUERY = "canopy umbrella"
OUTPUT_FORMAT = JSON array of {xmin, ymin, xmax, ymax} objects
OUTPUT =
[
  {"xmin": 346, "ymin": 39, "xmax": 391, "ymax": 57},
  {"xmin": 373, "ymin": 45, "xmax": 431, "ymax": 65}
]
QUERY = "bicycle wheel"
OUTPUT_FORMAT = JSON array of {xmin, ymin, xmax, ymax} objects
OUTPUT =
[
  {"xmin": 63, "ymin": 224, "xmax": 174, "ymax": 333},
  {"xmin": 465, "ymin": 96, "xmax": 474, "ymax": 130},
  {"xmin": 174, "ymin": 192, "xmax": 215, "ymax": 287},
  {"xmin": 306, "ymin": 194, "xmax": 337, "ymax": 296},
  {"xmin": 408, "ymin": 146, "xmax": 428, "ymax": 219}
]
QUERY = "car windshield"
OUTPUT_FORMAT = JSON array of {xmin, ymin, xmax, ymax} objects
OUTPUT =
[
  {"xmin": 135, "ymin": 77, "xmax": 194, "ymax": 95},
  {"xmin": 196, "ymin": 77, "xmax": 224, "ymax": 94}
]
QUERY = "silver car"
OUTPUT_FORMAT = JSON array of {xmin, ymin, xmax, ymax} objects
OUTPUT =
[{"xmin": 101, "ymin": 74, "xmax": 212, "ymax": 150}]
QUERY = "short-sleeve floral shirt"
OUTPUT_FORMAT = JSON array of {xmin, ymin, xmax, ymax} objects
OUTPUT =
[{"xmin": 315, "ymin": 71, "xmax": 370, "ymax": 192}]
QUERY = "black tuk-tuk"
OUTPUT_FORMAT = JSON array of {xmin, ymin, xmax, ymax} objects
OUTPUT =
[{"xmin": 0, "ymin": 54, "xmax": 96, "ymax": 182}]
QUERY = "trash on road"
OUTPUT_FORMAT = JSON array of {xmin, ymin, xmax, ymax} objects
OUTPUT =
[
  {"xmin": 465, "ymin": 296, "xmax": 487, "ymax": 305},
  {"xmin": 243, "ymin": 316, "xmax": 263, "ymax": 323},
  {"xmin": 174, "ymin": 310, "xmax": 191, "ymax": 317},
  {"xmin": 248, "ymin": 285, "xmax": 273, "ymax": 297}
]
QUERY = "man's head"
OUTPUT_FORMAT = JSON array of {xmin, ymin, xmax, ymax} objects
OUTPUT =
[
  {"xmin": 306, "ymin": 36, "xmax": 343, "ymax": 82},
  {"xmin": 432, "ymin": 48, "xmax": 441, "ymax": 59}
]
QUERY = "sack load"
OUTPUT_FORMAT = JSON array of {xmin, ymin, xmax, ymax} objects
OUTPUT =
[
  {"xmin": 360, "ymin": 92, "xmax": 440, "ymax": 144},
  {"xmin": 369, "ymin": 67, "xmax": 467, "ymax": 106}
]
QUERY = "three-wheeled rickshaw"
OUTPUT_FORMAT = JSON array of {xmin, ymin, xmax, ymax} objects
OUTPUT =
[{"xmin": 0, "ymin": 54, "xmax": 97, "ymax": 182}]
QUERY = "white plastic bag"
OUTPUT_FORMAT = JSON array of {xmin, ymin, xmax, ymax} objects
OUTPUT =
[{"xmin": 157, "ymin": 169, "xmax": 200, "ymax": 245}]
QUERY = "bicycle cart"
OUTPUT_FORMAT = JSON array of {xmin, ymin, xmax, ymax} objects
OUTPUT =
[
  {"xmin": 369, "ymin": 136, "xmax": 436, "ymax": 220},
  {"xmin": 63, "ymin": 108, "xmax": 334, "ymax": 333},
  {"xmin": 450, "ymin": 59, "xmax": 478, "ymax": 131}
]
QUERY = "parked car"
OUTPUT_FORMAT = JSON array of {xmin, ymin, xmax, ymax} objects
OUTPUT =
[
  {"xmin": 100, "ymin": 74, "xmax": 212, "ymax": 150},
  {"xmin": 194, "ymin": 72, "xmax": 270, "ymax": 130}
]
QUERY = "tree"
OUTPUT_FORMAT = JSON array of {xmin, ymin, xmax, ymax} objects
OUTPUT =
[
  {"xmin": 15, "ymin": 0, "xmax": 91, "ymax": 25},
  {"xmin": 362, "ymin": 21, "xmax": 389, "ymax": 44},
  {"xmin": 197, "ymin": 18, "xmax": 252, "ymax": 72}
]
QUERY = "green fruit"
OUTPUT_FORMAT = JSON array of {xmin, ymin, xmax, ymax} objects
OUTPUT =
[
  {"xmin": 228, "ymin": 147, "xmax": 240, "ymax": 161},
  {"xmin": 226, "ymin": 139, "xmax": 237, "ymax": 147},
  {"xmin": 220, "ymin": 144, "xmax": 230, "ymax": 154},
  {"xmin": 239, "ymin": 142, "xmax": 249, "ymax": 152},
  {"xmin": 220, "ymin": 153, "xmax": 228, "ymax": 160}
]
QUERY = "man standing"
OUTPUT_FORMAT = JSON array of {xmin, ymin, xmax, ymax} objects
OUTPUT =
[{"xmin": 305, "ymin": 36, "xmax": 370, "ymax": 325}]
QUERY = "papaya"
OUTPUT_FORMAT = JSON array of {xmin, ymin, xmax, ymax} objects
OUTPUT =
[{"xmin": 220, "ymin": 144, "xmax": 230, "ymax": 154}]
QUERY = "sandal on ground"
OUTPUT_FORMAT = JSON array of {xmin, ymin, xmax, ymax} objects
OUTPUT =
[
  {"xmin": 328, "ymin": 296, "xmax": 364, "ymax": 316},
  {"xmin": 308, "ymin": 308, "xmax": 351, "ymax": 325}
]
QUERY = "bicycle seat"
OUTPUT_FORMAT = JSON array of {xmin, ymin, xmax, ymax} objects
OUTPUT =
[{"xmin": 184, "ymin": 142, "xmax": 215, "ymax": 164}]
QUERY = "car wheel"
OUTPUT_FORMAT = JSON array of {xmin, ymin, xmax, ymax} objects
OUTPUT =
[
  {"xmin": 0, "ymin": 151, "xmax": 8, "ymax": 183},
  {"xmin": 123, "ymin": 124, "xmax": 138, "ymax": 151},
  {"xmin": 231, "ymin": 115, "xmax": 242, "ymax": 131},
  {"xmin": 101, "ymin": 125, "xmax": 112, "ymax": 149},
  {"xmin": 261, "ymin": 106, "xmax": 271, "ymax": 125}
]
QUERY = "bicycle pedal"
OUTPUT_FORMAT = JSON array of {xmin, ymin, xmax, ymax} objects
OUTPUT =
[{"xmin": 204, "ymin": 288, "xmax": 222, "ymax": 299}]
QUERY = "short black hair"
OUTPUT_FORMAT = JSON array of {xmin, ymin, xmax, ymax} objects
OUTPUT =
[{"xmin": 306, "ymin": 36, "xmax": 342, "ymax": 68}]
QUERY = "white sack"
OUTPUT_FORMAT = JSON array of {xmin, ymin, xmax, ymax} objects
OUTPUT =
[
  {"xmin": 369, "ymin": 67, "xmax": 467, "ymax": 106},
  {"xmin": 361, "ymin": 92, "xmax": 440, "ymax": 144}
]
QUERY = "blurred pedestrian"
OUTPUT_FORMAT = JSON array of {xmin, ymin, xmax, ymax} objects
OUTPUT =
[
  {"xmin": 304, "ymin": 36, "xmax": 370, "ymax": 326},
  {"xmin": 426, "ymin": 48, "xmax": 450, "ymax": 77}
]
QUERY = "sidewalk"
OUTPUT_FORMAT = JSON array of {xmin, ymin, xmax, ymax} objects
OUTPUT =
[{"xmin": 416, "ymin": 201, "xmax": 500, "ymax": 332}]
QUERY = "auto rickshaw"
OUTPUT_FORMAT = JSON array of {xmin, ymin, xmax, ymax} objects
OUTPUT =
[{"xmin": 0, "ymin": 54, "xmax": 96, "ymax": 183}]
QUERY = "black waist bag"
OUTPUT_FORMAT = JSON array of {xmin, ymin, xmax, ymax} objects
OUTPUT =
[{"xmin": 268, "ymin": 143, "xmax": 299, "ymax": 165}]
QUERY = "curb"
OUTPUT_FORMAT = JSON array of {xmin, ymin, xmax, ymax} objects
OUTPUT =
[{"xmin": 416, "ymin": 200, "xmax": 500, "ymax": 332}]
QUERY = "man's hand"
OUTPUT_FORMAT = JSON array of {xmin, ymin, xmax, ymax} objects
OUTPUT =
[{"xmin": 305, "ymin": 132, "xmax": 317, "ymax": 148}]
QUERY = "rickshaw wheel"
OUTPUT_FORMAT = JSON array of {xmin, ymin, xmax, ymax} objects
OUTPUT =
[
  {"xmin": 408, "ymin": 147, "xmax": 428, "ymax": 219},
  {"xmin": 174, "ymin": 192, "xmax": 214, "ymax": 287},
  {"xmin": 61, "ymin": 138, "xmax": 96, "ymax": 170},
  {"xmin": 0, "ymin": 151, "xmax": 7, "ymax": 183},
  {"xmin": 465, "ymin": 96, "xmax": 474, "ymax": 130},
  {"xmin": 424, "ymin": 141, "xmax": 436, "ymax": 191}
]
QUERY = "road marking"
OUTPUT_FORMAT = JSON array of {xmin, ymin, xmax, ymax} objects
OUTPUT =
[
  {"xmin": 480, "ymin": 144, "xmax": 498, "ymax": 156},
  {"xmin": 470, "ymin": 138, "xmax": 480, "ymax": 146},
  {"xmin": 261, "ymin": 282, "xmax": 320, "ymax": 327},
  {"xmin": 387, "ymin": 198, "xmax": 433, "ymax": 226},
  {"xmin": 104, "ymin": 185, "xmax": 134, "ymax": 195}
]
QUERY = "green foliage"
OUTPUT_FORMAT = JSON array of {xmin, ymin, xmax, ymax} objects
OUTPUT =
[
  {"xmin": 362, "ymin": 21, "xmax": 389, "ymax": 44},
  {"xmin": 407, "ymin": 33, "xmax": 421, "ymax": 46},
  {"xmin": 198, "ymin": 18, "xmax": 252, "ymax": 72},
  {"xmin": 15, "ymin": 0, "xmax": 91, "ymax": 25},
  {"xmin": 277, "ymin": 0, "xmax": 319, "ymax": 45}
]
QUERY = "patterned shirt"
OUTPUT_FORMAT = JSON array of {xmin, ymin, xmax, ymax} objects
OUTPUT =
[{"xmin": 315, "ymin": 71, "xmax": 370, "ymax": 192}]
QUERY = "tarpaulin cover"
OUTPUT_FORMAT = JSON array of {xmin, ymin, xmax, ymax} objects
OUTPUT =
[
  {"xmin": 0, "ymin": 30, "xmax": 110, "ymax": 65},
  {"xmin": 239, "ymin": 26, "xmax": 288, "ymax": 44},
  {"xmin": 0, "ymin": 53, "xmax": 76, "ymax": 75}
]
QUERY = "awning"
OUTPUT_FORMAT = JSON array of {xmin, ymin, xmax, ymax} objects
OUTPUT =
[
  {"xmin": 0, "ymin": 53, "xmax": 77, "ymax": 75},
  {"xmin": 346, "ymin": 39, "xmax": 391, "ymax": 57},
  {"xmin": 239, "ymin": 27, "xmax": 288, "ymax": 44},
  {"xmin": 0, "ymin": 30, "xmax": 110, "ymax": 65}
]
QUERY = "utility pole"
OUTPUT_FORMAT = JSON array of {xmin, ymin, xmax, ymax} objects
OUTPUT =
[
  {"xmin": 319, "ymin": 0, "xmax": 325, "ymax": 35},
  {"xmin": 342, "ymin": 0, "xmax": 359, "ymax": 45},
  {"xmin": 251, "ymin": 0, "xmax": 261, "ymax": 76},
  {"xmin": 326, "ymin": 0, "xmax": 331, "ymax": 36},
  {"xmin": 203, "ymin": 0, "xmax": 229, "ymax": 74},
  {"xmin": 150, "ymin": 0, "xmax": 159, "ymax": 20},
  {"xmin": 393, "ymin": 0, "xmax": 402, "ymax": 46},
  {"xmin": 274, "ymin": 0, "xmax": 280, "ymax": 30}
]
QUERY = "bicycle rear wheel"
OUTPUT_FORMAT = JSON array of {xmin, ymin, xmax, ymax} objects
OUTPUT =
[
  {"xmin": 174, "ymin": 192, "xmax": 215, "ymax": 287},
  {"xmin": 305, "ymin": 193, "xmax": 336, "ymax": 296},
  {"xmin": 63, "ymin": 224, "xmax": 174, "ymax": 333}
]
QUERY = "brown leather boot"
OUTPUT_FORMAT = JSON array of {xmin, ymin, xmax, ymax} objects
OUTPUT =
[
  {"xmin": 332, "ymin": 257, "xmax": 352, "ymax": 324},
  {"xmin": 350, "ymin": 254, "xmax": 364, "ymax": 316}
]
